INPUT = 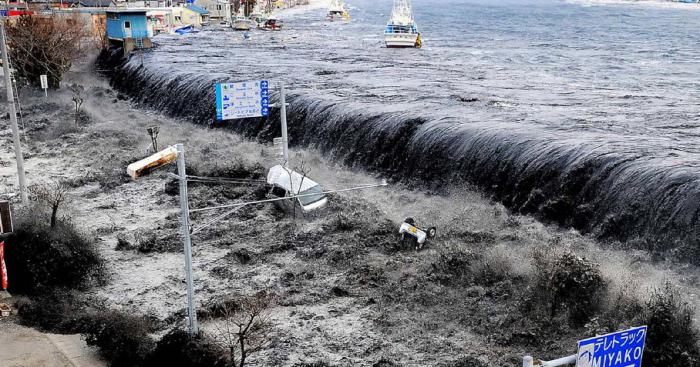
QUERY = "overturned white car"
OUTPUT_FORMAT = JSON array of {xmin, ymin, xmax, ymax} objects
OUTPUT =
[
  {"xmin": 267, "ymin": 165, "xmax": 328, "ymax": 213},
  {"xmin": 399, "ymin": 217, "xmax": 436, "ymax": 249}
]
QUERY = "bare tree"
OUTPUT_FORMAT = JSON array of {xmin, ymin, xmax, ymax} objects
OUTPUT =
[
  {"xmin": 30, "ymin": 181, "xmax": 70, "ymax": 228},
  {"xmin": 6, "ymin": 15, "xmax": 90, "ymax": 88},
  {"xmin": 283, "ymin": 160, "xmax": 310, "ymax": 222},
  {"xmin": 69, "ymin": 84, "xmax": 85, "ymax": 125},
  {"xmin": 211, "ymin": 292, "xmax": 274, "ymax": 367}
]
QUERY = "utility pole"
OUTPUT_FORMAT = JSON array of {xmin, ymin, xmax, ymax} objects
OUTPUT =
[
  {"xmin": 0, "ymin": 18, "xmax": 28, "ymax": 205},
  {"xmin": 175, "ymin": 143, "xmax": 198, "ymax": 336},
  {"xmin": 279, "ymin": 82, "xmax": 289, "ymax": 166}
]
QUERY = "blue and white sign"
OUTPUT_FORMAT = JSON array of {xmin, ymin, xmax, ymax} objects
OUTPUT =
[
  {"xmin": 576, "ymin": 326, "xmax": 647, "ymax": 367},
  {"xmin": 215, "ymin": 80, "xmax": 269, "ymax": 120}
]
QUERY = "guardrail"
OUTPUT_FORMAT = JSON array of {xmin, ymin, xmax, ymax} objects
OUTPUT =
[{"xmin": 523, "ymin": 355, "xmax": 576, "ymax": 367}]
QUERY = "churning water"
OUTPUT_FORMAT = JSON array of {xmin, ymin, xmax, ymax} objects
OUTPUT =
[{"xmin": 106, "ymin": 0, "xmax": 700, "ymax": 256}]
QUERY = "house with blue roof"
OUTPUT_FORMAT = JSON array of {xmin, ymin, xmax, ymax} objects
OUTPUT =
[
  {"xmin": 105, "ymin": 9, "xmax": 153, "ymax": 52},
  {"xmin": 171, "ymin": 3, "xmax": 209, "ymax": 28}
]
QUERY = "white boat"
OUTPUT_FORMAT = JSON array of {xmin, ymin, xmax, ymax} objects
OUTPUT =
[
  {"xmin": 232, "ymin": 8, "xmax": 255, "ymax": 31},
  {"xmin": 249, "ymin": 3, "xmax": 266, "ymax": 27},
  {"xmin": 326, "ymin": 0, "xmax": 349, "ymax": 21},
  {"xmin": 384, "ymin": 0, "xmax": 421, "ymax": 48}
]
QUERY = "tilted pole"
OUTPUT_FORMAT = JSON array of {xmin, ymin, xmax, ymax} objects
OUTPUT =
[
  {"xmin": 176, "ymin": 143, "xmax": 198, "ymax": 336},
  {"xmin": 0, "ymin": 18, "xmax": 27, "ymax": 205},
  {"xmin": 279, "ymin": 81, "xmax": 289, "ymax": 166}
]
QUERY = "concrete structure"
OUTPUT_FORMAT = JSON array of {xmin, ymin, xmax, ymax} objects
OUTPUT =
[
  {"xmin": 172, "ymin": 4, "xmax": 208, "ymax": 28},
  {"xmin": 196, "ymin": 0, "xmax": 229, "ymax": 22},
  {"xmin": 147, "ymin": 8, "xmax": 174, "ymax": 35},
  {"xmin": 52, "ymin": 9, "xmax": 107, "ymax": 41},
  {"xmin": 106, "ymin": 9, "xmax": 153, "ymax": 52}
]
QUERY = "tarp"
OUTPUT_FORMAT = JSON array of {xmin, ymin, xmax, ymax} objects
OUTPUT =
[{"xmin": 0, "ymin": 242, "xmax": 7, "ymax": 290}]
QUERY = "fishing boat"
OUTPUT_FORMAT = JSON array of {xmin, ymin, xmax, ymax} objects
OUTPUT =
[
  {"xmin": 259, "ymin": 16, "xmax": 283, "ymax": 31},
  {"xmin": 249, "ymin": 3, "xmax": 266, "ymax": 27},
  {"xmin": 326, "ymin": 0, "xmax": 350, "ymax": 21},
  {"xmin": 384, "ymin": 0, "xmax": 421, "ymax": 48},
  {"xmin": 232, "ymin": 8, "xmax": 255, "ymax": 31},
  {"xmin": 173, "ymin": 24, "xmax": 197, "ymax": 35}
]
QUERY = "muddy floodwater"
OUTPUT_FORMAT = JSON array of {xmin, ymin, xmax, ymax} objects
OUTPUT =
[{"xmin": 112, "ymin": 0, "xmax": 700, "ymax": 257}]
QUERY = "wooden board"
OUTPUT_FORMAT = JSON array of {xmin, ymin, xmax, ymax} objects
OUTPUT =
[
  {"xmin": 126, "ymin": 145, "xmax": 178, "ymax": 179},
  {"xmin": 0, "ymin": 201, "xmax": 12, "ymax": 234}
]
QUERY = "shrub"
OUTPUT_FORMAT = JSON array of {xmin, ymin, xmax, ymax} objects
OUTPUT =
[
  {"xmin": 470, "ymin": 248, "xmax": 513, "ymax": 286},
  {"xmin": 134, "ymin": 229, "xmax": 179, "ymax": 253},
  {"xmin": 3, "ymin": 215, "xmax": 105, "ymax": 294},
  {"xmin": 429, "ymin": 247, "xmax": 513, "ymax": 287},
  {"xmin": 584, "ymin": 278, "xmax": 645, "ymax": 336},
  {"xmin": 83, "ymin": 311, "xmax": 155, "ymax": 367},
  {"xmin": 429, "ymin": 248, "xmax": 477, "ymax": 285},
  {"xmin": 146, "ymin": 329, "xmax": 226, "ymax": 367},
  {"xmin": 327, "ymin": 213, "xmax": 358, "ymax": 232},
  {"xmin": 16, "ymin": 287, "xmax": 103, "ymax": 333},
  {"xmin": 531, "ymin": 251, "xmax": 606, "ymax": 326},
  {"xmin": 642, "ymin": 282, "xmax": 700, "ymax": 367},
  {"xmin": 29, "ymin": 181, "xmax": 69, "ymax": 228}
]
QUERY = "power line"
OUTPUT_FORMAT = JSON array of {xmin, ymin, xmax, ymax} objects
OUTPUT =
[{"xmin": 189, "ymin": 181, "xmax": 388, "ymax": 213}]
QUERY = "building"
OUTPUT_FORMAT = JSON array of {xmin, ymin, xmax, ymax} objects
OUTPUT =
[
  {"xmin": 171, "ymin": 4, "xmax": 209, "ymax": 28},
  {"xmin": 195, "ymin": 0, "xmax": 229, "ymax": 23},
  {"xmin": 146, "ymin": 8, "xmax": 174, "ymax": 35},
  {"xmin": 52, "ymin": 9, "xmax": 107, "ymax": 41},
  {"xmin": 105, "ymin": 9, "xmax": 153, "ymax": 52},
  {"xmin": 0, "ymin": 2, "xmax": 33, "ymax": 17}
]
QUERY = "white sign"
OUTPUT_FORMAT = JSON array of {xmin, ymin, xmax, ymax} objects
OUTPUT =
[
  {"xmin": 40, "ymin": 74, "xmax": 48, "ymax": 90},
  {"xmin": 273, "ymin": 137, "xmax": 284, "ymax": 158},
  {"xmin": 215, "ymin": 80, "xmax": 269, "ymax": 120}
]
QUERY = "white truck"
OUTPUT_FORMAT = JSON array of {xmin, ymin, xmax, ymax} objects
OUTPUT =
[
  {"xmin": 267, "ymin": 165, "xmax": 328, "ymax": 213},
  {"xmin": 398, "ymin": 217, "xmax": 436, "ymax": 250}
]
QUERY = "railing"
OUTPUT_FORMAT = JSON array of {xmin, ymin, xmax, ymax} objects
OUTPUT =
[{"xmin": 523, "ymin": 355, "xmax": 576, "ymax": 367}]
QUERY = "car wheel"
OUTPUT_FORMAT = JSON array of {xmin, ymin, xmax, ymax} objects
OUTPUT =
[
  {"xmin": 427, "ymin": 227, "xmax": 437, "ymax": 238},
  {"xmin": 404, "ymin": 217, "xmax": 415, "ymax": 225}
]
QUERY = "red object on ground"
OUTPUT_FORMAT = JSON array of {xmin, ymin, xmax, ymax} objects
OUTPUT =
[{"xmin": 0, "ymin": 241, "xmax": 7, "ymax": 290}]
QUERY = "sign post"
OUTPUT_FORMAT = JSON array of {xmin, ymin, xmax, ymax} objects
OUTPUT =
[
  {"xmin": 523, "ymin": 326, "xmax": 647, "ymax": 367},
  {"xmin": 175, "ymin": 143, "xmax": 198, "ymax": 336},
  {"xmin": 215, "ymin": 80, "xmax": 289, "ymax": 165},
  {"xmin": 576, "ymin": 326, "xmax": 647, "ymax": 367},
  {"xmin": 215, "ymin": 80, "xmax": 269, "ymax": 121},
  {"xmin": 40, "ymin": 74, "xmax": 48, "ymax": 100}
]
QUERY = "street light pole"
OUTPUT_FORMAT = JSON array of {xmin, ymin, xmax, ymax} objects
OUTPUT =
[
  {"xmin": 0, "ymin": 18, "xmax": 28, "ymax": 205},
  {"xmin": 175, "ymin": 143, "xmax": 198, "ymax": 336}
]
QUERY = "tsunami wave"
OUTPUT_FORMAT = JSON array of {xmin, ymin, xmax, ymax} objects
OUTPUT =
[{"xmin": 99, "ymin": 49, "xmax": 700, "ymax": 261}]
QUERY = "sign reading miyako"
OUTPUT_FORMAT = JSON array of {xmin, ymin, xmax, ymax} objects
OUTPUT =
[
  {"xmin": 576, "ymin": 326, "xmax": 647, "ymax": 367},
  {"xmin": 215, "ymin": 80, "xmax": 269, "ymax": 120}
]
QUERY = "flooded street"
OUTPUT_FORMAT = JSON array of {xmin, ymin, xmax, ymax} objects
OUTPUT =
[{"xmin": 119, "ymin": 0, "xmax": 700, "ymax": 253}]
